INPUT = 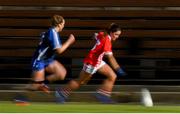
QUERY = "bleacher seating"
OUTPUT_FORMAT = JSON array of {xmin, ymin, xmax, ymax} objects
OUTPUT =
[{"xmin": 0, "ymin": 0, "xmax": 180, "ymax": 85}]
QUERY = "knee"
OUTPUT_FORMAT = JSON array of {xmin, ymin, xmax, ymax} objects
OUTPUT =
[
  {"xmin": 69, "ymin": 80, "xmax": 80, "ymax": 90},
  {"xmin": 54, "ymin": 67, "xmax": 67, "ymax": 80},
  {"xmin": 108, "ymin": 74, "xmax": 117, "ymax": 82},
  {"xmin": 58, "ymin": 70, "xmax": 67, "ymax": 80},
  {"xmin": 62, "ymin": 70, "xmax": 67, "ymax": 79},
  {"xmin": 53, "ymin": 61, "xmax": 67, "ymax": 80}
]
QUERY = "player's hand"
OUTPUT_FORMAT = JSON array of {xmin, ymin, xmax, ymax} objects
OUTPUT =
[
  {"xmin": 116, "ymin": 67, "xmax": 127, "ymax": 77},
  {"xmin": 68, "ymin": 34, "xmax": 75, "ymax": 45}
]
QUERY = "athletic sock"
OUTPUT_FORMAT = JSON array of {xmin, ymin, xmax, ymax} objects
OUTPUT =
[
  {"xmin": 58, "ymin": 87, "xmax": 72, "ymax": 99},
  {"xmin": 97, "ymin": 89, "xmax": 111, "ymax": 97}
]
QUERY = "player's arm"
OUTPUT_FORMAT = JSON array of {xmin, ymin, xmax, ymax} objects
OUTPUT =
[
  {"xmin": 103, "ymin": 35, "xmax": 126, "ymax": 77},
  {"xmin": 105, "ymin": 54, "xmax": 120, "ymax": 71},
  {"xmin": 105, "ymin": 54, "xmax": 126, "ymax": 77},
  {"xmin": 55, "ymin": 34, "xmax": 75, "ymax": 54}
]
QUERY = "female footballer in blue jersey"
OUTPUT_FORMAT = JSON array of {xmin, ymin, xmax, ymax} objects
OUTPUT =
[{"xmin": 29, "ymin": 15, "xmax": 75, "ymax": 93}]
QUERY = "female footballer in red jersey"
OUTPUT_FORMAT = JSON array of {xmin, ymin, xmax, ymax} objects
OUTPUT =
[{"xmin": 55, "ymin": 23, "xmax": 126, "ymax": 103}]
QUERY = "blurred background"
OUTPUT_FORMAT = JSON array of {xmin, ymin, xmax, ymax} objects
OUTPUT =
[{"xmin": 0, "ymin": 0, "xmax": 180, "ymax": 104}]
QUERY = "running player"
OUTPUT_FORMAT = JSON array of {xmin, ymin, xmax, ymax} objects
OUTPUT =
[
  {"xmin": 55, "ymin": 23, "xmax": 126, "ymax": 103},
  {"xmin": 28, "ymin": 15, "xmax": 75, "ymax": 93}
]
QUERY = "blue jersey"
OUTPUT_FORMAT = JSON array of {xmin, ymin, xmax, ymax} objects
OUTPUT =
[{"xmin": 31, "ymin": 27, "xmax": 62, "ymax": 71}]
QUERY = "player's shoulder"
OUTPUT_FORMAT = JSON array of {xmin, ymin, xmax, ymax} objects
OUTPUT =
[
  {"xmin": 97, "ymin": 31, "xmax": 109, "ymax": 40},
  {"xmin": 97, "ymin": 31, "xmax": 106, "ymax": 36},
  {"xmin": 48, "ymin": 27, "xmax": 55, "ymax": 33}
]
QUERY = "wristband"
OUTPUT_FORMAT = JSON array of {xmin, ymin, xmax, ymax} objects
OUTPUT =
[{"xmin": 116, "ymin": 68, "xmax": 126, "ymax": 77}]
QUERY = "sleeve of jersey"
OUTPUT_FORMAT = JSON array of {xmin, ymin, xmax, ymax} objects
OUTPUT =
[
  {"xmin": 104, "ymin": 37, "xmax": 113, "ymax": 55},
  {"xmin": 49, "ymin": 29, "xmax": 62, "ymax": 50}
]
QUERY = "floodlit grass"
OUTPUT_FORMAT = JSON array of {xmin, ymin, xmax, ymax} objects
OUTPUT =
[{"xmin": 0, "ymin": 102, "xmax": 180, "ymax": 113}]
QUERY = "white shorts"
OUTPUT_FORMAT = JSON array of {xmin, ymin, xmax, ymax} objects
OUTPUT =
[{"xmin": 82, "ymin": 61, "xmax": 106, "ymax": 74}]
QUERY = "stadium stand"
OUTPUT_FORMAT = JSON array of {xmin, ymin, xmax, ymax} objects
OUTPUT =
[{"xmin": 0, "ymin": 0, "xmax": 180, "ymax": 86}]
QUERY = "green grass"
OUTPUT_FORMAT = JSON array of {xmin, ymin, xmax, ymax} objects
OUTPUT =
[{"xmin": 0, "ymin": 102, "xmax": 180, "ymax": 113}]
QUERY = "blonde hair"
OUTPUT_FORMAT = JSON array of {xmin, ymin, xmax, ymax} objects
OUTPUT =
[{"xmin": 51, "ymin": 15, "xmax": 64, "ymax": 27}]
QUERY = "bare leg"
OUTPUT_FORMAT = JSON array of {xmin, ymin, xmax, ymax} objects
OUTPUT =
[
  {"xmin": 45, "ymin": 60, "xmax": 67, "ymax": 82},
  {"xmin": 97, "ymin": 64, "xmax": 117, "ymax": 93},
  {"xmin": 66, "ymin": 70, "xmax": 92, "ymax": 90},
  {"xmin": 92, "ymin": 64, "xmax": 117, "ymax": 103},
  {"xmin": 55, "ymin": 70, "xmax": 92, "ymax": 103},
  {"xmin": 28, "ymin": 69, "xmax": 45, "ymax": 90}
]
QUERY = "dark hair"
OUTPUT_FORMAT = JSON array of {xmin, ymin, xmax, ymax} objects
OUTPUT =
[
  {"xmin": 107, "ymin": 23, "xmax": 121, "ymax": 34},
  {"xmin": 51, "ymin": 15, "xmax": 64, "ymax": 27}
]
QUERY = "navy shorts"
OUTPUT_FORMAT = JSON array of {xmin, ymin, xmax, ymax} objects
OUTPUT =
[{"xmin": 32, "ymin": 59, "xmax": 54, "ymax": 71}]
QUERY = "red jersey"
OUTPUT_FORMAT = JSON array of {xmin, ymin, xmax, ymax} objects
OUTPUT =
[{"xmin": 83, "ymin": 32, "xmax": 112, "ymax": 67}]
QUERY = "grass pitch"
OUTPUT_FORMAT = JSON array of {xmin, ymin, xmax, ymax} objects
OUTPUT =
[{"xmin": 0, "ymin": 102, "xmax": 180, "ymax": 113}]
